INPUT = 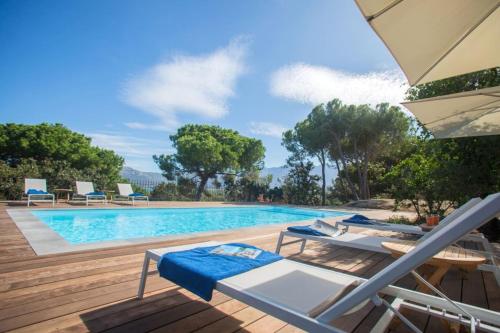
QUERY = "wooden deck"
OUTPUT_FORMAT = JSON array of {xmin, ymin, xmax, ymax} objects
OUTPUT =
[{"xmin": 0, "ymin": 204, "xmax": 498, "ymax": 333}]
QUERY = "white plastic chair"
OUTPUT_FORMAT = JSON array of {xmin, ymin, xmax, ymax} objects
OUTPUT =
[
  {"xmin": 114, "ymin": 183, "xmax": 149, "ymax": 206},
  {"xmin": 73, "ymin": 181, "xmax": 107, "ymax": 206},
  {"xmin": 24, "ymin": 178, "xmax": 54, "ymax": 207}
]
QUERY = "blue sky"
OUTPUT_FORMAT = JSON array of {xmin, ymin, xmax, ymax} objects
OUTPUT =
[{"xmin": 0, "ymin": 0, "xmax": 407, "ymax": 171}]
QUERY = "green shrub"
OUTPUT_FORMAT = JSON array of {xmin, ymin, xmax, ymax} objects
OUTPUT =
[{"xmin": 387, "ymin": 215, "xmax": 413, "ymax": 225}]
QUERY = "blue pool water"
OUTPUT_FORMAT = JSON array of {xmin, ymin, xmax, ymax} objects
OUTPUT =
[{"xmin": 32, "ymin": 206, "xmax": 349, "ymax": 244}]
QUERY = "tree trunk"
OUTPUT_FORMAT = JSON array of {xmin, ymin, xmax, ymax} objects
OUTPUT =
[
  {"xmin": 352, "ymin": 140, "xmax": 365, "ymax": 200},
  {"xmin": 195, "ymin": 176, "xmax": 209, "ymax": 201},
  {"xmin": 362, "ymin": 149, "xmax": 370, "ymax": 200},
  {"xmin": 332, "ymin": 134, "xmax": 359, "ymax": 200},
  {"xmin": 333, "ymin": 158, "xmax": 348, "ymax": 199},
  {"xmin": 318, "ymin": 150, "xmax": 326, "ymax": 206}
]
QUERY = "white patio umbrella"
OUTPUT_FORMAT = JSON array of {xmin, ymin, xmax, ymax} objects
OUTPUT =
[
  {"xmin": 401, "ymin": 86, "xmax": 500, "ymax": 138},
  {"xmin": 354, "ymin": 0, "xmax": 500, "ymax": 86}
]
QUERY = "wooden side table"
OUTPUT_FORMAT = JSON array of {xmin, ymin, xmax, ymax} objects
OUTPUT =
[
  {"xmin": 54, "ymin": 189, "xmax": 73, "ymax": 202},
  {"xmin": 103, "ymin": 190, "xmax": 115, "ymax": 201}
]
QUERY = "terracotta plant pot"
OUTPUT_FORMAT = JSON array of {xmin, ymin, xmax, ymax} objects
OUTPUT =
[
  {"xmin": 425, "ymin": 216, "xmax": 433, "ymax": 226},
  {"xmin": 426, "ymin": 215, "xmax": 440, "ymax": 226}
]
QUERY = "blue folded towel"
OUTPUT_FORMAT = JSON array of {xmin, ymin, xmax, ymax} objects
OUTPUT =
[
  {"xmin": 342, "ymin": 214, "xmax": 373, "ymax": 225},
  {"xmin": 129, "ymin": 192, "xmax": 146, "ymax": 197},
  {"xmin": 27, "ymin": 189, "xmax": 49, "ymax": 195},
  {"xmin": 86, "ymin": 191, "xmax": 105, "ymax": 196},
  {"xmin": 157, "ymin": 243, "xmax": 283, "ymax": 301},
  {"xmin": 287, "ymin": 225, "xmax": 329, "ymax": 237}
]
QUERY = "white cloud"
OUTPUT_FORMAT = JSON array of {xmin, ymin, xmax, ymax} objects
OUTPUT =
[
  {"xmin": 249, "ymin": 121, "xmax": 288, "ymax": 138},
  {"xmin": 122, "ymin": 38, "xmax": 248, "ymax": 129},
  {"xmin": 124, "ymin": 122, "xmax": 170, "ymax": 132},
  {"xmin": 88, "ymin": 132, "xmax": 171, "ymax": 158},
  {"xmin": 270, "ymin": 63, "xmax": 408, "ymax": 106}
]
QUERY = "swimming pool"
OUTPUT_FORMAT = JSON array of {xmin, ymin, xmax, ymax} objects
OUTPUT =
[{"xmin": 32, "ymin": 206, "xmax": 350, "ymax": 244}]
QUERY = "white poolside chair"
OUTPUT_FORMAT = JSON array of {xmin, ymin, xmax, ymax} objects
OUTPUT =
[
  {"xmin": 137, "ymin": 193, "xmax": 500, "ymax": 333},
  {"xmin": 276, "ymin": 197, "xmax": 500, "ymax": 285},
  {"xmin": 113, "ymin": 183, "xmax": 149, "ymax": 206},
  {"xmin": 24, "ymin": 178, "xmax": 55, "ymax": 207},
  {"xmin": 73, "ymin": 181, "xmax": 107, "ymax": 206}
]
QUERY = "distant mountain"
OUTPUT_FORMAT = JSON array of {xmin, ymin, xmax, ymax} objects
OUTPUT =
[
  {"xmin": 121, "ymin": 166, "xmax": 167, "ymax": 183},
  {"xmin": 121, "ymin": 165, "xmax": 337, "ymax": 188}
]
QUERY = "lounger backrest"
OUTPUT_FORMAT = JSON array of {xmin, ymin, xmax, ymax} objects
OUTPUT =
[
  {"xmin": 117, "ymin": 183, "xmax": 133, "ymax": 196},
  {"xmin": 25, "ymin": 178, "xmax": 47, "ymax": 194},
  {"xmin": 76, "ymin": 181, "xmax": 94, "ymax": 195},
  {"xmin": 316, "ymin": 192, "xmax": 500, "ymax": 323},
  {"xmin": 417, "ymin": 197, "xmax": 482, "ymax": 243}
]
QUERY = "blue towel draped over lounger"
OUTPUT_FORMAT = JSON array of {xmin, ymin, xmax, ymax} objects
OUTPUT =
[
  {"xmin": 129, "ymin": 192, "xmax": 146, "ymax": 197},
  {"xmin": 157, "ymin": 243, "xmax": 283, "ymax": 301},
  {"xmin": 27, "ymin": 189, "xmax": 49, "ymax": 195},
  {"xmin": 287, "ymin": 225, "xmax": 329, "ymax": 237},
  {"xmin": 342, "ymin": 214, "xmax": 373, "ymax": 225},
  {"xmin": 86, "ymin": 191, "xmax": 105, "ymax": 196}
]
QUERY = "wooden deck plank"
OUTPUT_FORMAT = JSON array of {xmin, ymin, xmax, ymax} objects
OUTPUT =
[
  {"xmin": 197, "ymin": 306, "xmax": 266, "ymax": 333},
  {"xmin": 234, "ymin": 314, "xmax": 287, "ymax": 333}
]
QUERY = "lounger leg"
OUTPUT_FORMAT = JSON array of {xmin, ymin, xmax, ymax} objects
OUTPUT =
[
  {"xmin": 300, "ymin": 239, "xmax": 307, "ymax": 253},
  {"xmin": 479, "ymin": 237, "xmax": 500, "ymax": 286},
  {"xmin": 137, "ymin": 253, "xmax": 151, "ymax": 299},
  {"xmin": 27, "ymin": 195, "xmax": 30, "ymax": 207},
  {"xmin": 275, "ymin": 232, "xmax": 285, "ymax": 254}
]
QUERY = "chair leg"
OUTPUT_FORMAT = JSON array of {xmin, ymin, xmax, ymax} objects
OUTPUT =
[
  {"xmin": 479, "ymin": 237, "xmax": 500, "ymax": 286},
  {"xmin": 275, "ymin": 232, "xmax": 285, "ymax": 254},
  {"xmin": 137, "ymin": 253, "xmax": 151, "ymax": 299},
  {"xmin": 300, "ymin": 239, "xmax": 307, "ymax": 253}
]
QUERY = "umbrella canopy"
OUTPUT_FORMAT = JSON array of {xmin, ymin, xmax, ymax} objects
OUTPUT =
[
  {"xmin": 354, "ymin": 0, "xmax": 500, "ymax": 86},
  {"xmin": 401, "ymin": 86, "xmax": 500, "ymax": 138}
]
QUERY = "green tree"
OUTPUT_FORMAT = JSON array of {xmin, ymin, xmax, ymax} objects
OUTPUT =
[
  {"xmin": 324, "ymin": 99, "xmax": 360, "ymax": 200},
  {"xmin": 384, "ymin": 140, "xmax": 458, "ymax": 219},
  {"xmin": 283, "ymin": 105, "xmax": 330, "ymax": 205},
  {"xmin": 154, "ymin": 124, "xmax": 265, "ymax": 201},
  {"xmin": 282, "ymin": 160, "xmax": 321, "ymax": 205},
  {"xmin": 223, "ymin": 171, "xmax": 272, "ymax": 202},
  {"xmin": 323, "ymin": 100, "xmax": 411, "ymax": 200},
  {"xmin": 0, "ymin": 123, "xmax": 124, "ymax": 198}
]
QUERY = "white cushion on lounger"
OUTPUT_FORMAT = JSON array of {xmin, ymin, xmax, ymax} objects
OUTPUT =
[{"xmin": 219, "ymin": 259, "xmax": 364, "ymax": 317}]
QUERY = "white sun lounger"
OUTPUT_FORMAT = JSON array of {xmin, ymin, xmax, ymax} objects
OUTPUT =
[
  {"xmin": 275, "ymin": 198, "xmax": 479, "ymax": 255},
  {"xmin": 73, "ymin": 181, "xmax": 107, "ymax": 206},
  {"xmin": 24, "ymin": 178, "xmax": 55, "ymax": 207},
  {"xmin": 335, "ymin": 198, "xmax": 484, "ymax": 238},
  {"xmin": 276, "ymin": 197, "xmax": 500, "ymax": 285},
  {"xmin": 138, "ymin": 193, "xmax": 500, "ymax": 333},
  {"xmin": 113, "ymin": 183, "xmax": 149, "ymax": 206}
]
